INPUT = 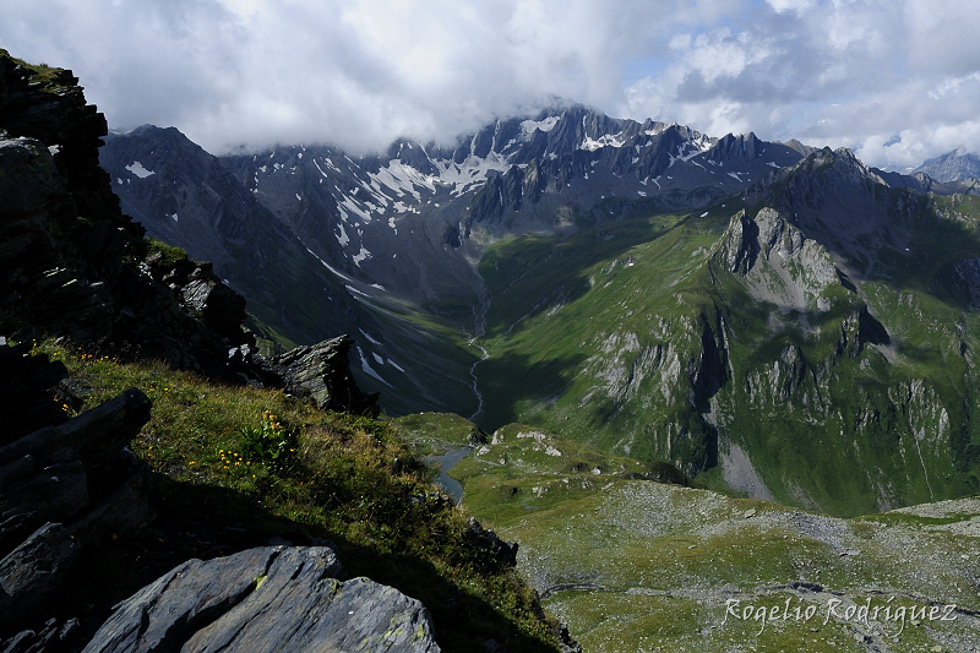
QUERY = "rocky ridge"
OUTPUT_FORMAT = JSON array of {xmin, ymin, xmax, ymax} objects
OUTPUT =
[
  {"xmin": 912, "ymin": 147, "xmax": 980, "ymax": 184},
  {"xmin": 2, "ymin": 50, "xmax": 548, "ymax": 652}
]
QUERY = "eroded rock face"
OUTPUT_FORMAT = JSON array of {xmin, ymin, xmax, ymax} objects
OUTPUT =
[
  {"xmin": 716, "ymin": 207, "xmax": 838, "ymax": 310},
  {"xmin": 83, "ymin": 546, "xmax": 440, "ymax": 653},
  {"xmin": 0, "ymin": 50, "xmax": 258, "ymax": 382},
  {"xmin": 268, "ymin": 335, "xmax": 379, "ymax": 415},
  {"xmin": 1, "ymin": 50, "xmax": 376, "ymax": 404},
  {"xmin": 0, "ymin": 132, "xmax": 259, "ymax": 381}
]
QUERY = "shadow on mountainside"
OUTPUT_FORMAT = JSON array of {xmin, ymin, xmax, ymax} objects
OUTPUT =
[
  {"xmin": 480, "ymin": 213, "xmax": 683, "ymax": 338},
  {"xmin": 757, "ymin": 151, "xmax": 980, "ymax": 312},
  {"xmin": 475, "ymin": 349, "xmax": 589, "ymax": 433}
]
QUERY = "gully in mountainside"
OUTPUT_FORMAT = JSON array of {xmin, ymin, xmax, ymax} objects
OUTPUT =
[{"xmin": 467, "ymin": 288, "xmax": 491, "ymax": 424}]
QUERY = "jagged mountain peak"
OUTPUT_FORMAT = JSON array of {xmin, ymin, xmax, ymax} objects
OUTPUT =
[
  {"xmin": 765, "ymin": 145, "xmax": 887, "ymax": 192},
  {"xmin": 111, "ymin": 108, "xmax": 815, "ymax": 304},
  {"xmin": 912, "ymin": 147, "xmax": 980, "ymax": 183},
  {"xmin": 104, "ymin": 124, "xmax": 217, "ymax": 182}
]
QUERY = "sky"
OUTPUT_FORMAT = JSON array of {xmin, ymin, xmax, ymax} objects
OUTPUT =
[{"xmin": 3, "ymin": 0, "xmax": 979, "ymax": 171}]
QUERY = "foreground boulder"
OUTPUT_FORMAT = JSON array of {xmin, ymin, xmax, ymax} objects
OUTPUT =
[{"xmin": 83, "ymin": 546, "xmax": 440, "ymax": 653}]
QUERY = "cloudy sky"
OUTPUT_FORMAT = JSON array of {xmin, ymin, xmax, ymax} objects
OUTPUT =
[{"xmin": 3, "ymin": 0, "xmax": 978, "ymax": 170}]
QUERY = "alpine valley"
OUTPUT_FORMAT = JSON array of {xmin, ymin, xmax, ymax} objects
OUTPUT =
[
  {"xmin": 8, "ymin": 45, "xmax": 980, "ymax": 653},
  {"xmin": 101, "ymin": 107, "xmax": 980, "ymax": 517},
  {"xmin": 95, "ymin": 103, "xmax": 980, "ymax": 652}
]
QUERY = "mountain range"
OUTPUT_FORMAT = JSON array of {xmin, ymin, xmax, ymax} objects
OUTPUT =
[
  {"xmin": 101, "ymin": 108, "xmax": 810, "ymax": 413},
  {"xmin": 6, "ymin": 46, "xmax": 980, "ymax": 652},
  {"xmin": 100, "ymin": 107, "xmax": 980, "ymax": 518},
  {"xmin": 912, "ymin": 146, "xmax": 980, "ymax": 184}
]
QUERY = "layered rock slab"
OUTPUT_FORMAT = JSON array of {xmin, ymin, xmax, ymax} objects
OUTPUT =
[{"xmin": 84, "ymin": 545, "xmax": 440, "ymax": 653}]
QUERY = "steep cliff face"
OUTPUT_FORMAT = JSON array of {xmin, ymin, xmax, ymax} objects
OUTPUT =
[
  {"xmin": 716, "ymin": 207, "xmax": 838, "ymax": 310},
  {"xmin": 100, "ymin": 125, "xmax": 376, "ymax": 349},
  {"xmin": 0, "ymin": 51, "xmax": 257, "ymax": 381}
]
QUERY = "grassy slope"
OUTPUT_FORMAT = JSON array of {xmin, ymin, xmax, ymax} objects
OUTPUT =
[
  {"xmin": 469, "ymin": 197, "xmax": 980, "ymax": 516},
  {"xmin": 33, "ymin": 340, "xmax": 560, "ymax": 652},
  {"xmin": 397, "ymin": 413, "xmax": 980, "ymax": 653},
  {"xmin": 476, "ymin": 210, "xmax": 713, "ymax": 453}
]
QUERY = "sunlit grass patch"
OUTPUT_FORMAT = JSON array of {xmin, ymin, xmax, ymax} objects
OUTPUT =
[{"xmin": 30, "ymin": 339, "xmax": 562, "ymax": 651}]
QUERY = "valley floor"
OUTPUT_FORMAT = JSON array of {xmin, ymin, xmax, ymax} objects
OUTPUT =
[{"xmin": 396, "ymin": 414, "xmax": 980, "ymax": 653}]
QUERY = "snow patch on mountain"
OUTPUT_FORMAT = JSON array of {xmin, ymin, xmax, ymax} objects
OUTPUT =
[
  {"xmin": 338, "ymin": 196, "xmax": 373, "ymax": 223},
  {"xmin": 387, "ymin": 358, "xmax": 405, "ymax": 373},
  {"xmin": 351, "ymin": 245, "xmax": 372, "ymax": 266},
  {"xmin": 520, "ymin": 115, "xmax": 560, "ymax": 140},
  {"xmin": 434, "ymin": 152, "xmax": 511, "ymax": 197},
  {"xmin": 580, "ymin": 133, "xmax": 626, "ymax": 151},
  {"xmin": 359, "ymin": 328, "xmax": 381, "ymax": 346},
  {"xmin": 305, "ymin": 247, "xmax": 354, "ymax": 283},
  {"xmin": 335, "ymin": 224, "xmax": 350, "ymax": 247},
  {"xmin": 125, "ymin": 161, "xmax": 155, "ymax": 178},
  {"xmin": 369, "ymin": 161, "xmax": 432, "ymax": 201},
  {"xmin": 356, "ymin": 345, "xmax": 391, "ymax": 386}
]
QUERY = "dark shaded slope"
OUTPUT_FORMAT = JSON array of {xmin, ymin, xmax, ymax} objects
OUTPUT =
[{"xmin": 100, "ymin": 126, "xmax": 374, "ymax": 350}]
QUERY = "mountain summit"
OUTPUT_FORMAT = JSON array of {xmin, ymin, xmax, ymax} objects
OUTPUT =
[{"xmin": 912, "ymin": 146, "xmax": 980, "ymax": 182}]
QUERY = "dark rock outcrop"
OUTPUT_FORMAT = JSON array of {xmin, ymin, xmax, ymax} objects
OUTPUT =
[
  {"xmin": 0, "ymin": 50, "xmax": 260, "ymax": 383},
  {"xmin": 465, "ymin": 517, "xmax": 518, "ymax": 569},
  {"xmin": 0, "ymin": 127, "xmax": 263, "ymax": 382},
  {"xmin": 0, "ymin": 52, "xmax": 123, "ymax": 227},
  {"xmin": 0, "ymin": 341, "xmax": 69, "ymax": 444},
  {"xmin": 0, "ymin": 380, "xmax": 153, "ymax": 639},
  {"xmin": 0, "ymin": 50, "xmax": 376, "ymax": 406},
  {"xmin": 83, "ymin": 545, "xmax": 440, "ymax": 653},
  {"xmin": 268, "ymin": 335, "xmax": 379, "ymax": 415}
]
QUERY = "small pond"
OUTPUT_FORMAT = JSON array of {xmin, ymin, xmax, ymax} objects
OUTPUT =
[{"xmin": 426, "ymin": 445, "xmax": 472, "ymax": 504}]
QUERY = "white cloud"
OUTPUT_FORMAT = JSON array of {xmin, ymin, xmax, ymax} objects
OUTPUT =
[
  {"xmin": 2, "ymin": 0, "xmax": 659, "ymax": 153},
  {"xmin": 623, "ymin": 0, "xmax": 980, "ymax": 169},
  {"xmin": 1, "ymin": 0, "xmax": 978, "ymax": 170},
  {"xmin": 766, "ymin": 0, "xmax": 817, "ymax": 13}
]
